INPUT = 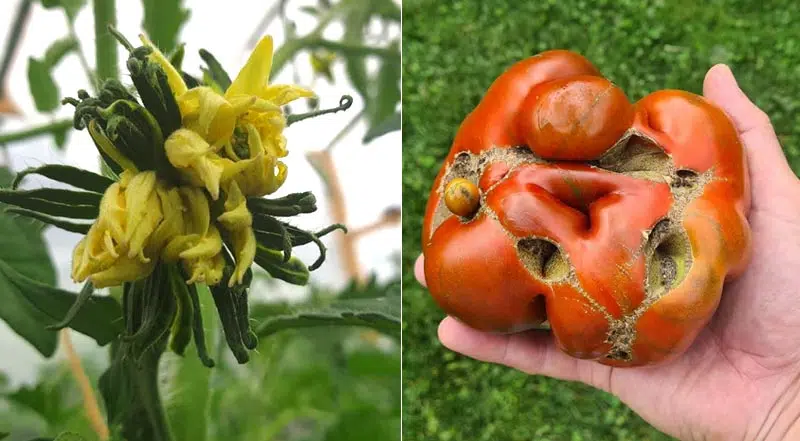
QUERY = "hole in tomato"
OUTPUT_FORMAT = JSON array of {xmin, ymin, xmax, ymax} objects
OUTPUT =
[
  {"xmin": 595, "ymin": 134, "xmax": 670, "ymax": 179},
  {"xmin": 645, "ymin": 220, "xmax": 692, "ymax": 297},
  {"xmin": 517, "ymin": 238, "xmax": 570, "ymax": 282},
  {"xmin": 672, "ymin": 169, "xmax": 699, "ymax": 188}
]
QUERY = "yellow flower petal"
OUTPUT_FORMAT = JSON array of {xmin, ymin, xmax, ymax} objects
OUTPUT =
[
  {"xmin": 149, "ymin": 186, "xmax": 185, "ymax": 253},
  {"xmin": 179, "ymin": 224, "xmax": 222, "ymax": 260},
  {"xmin": 228, "ymin": 227, "xmax": 256, "ymax": 287},
  {"xmin": 139, "ymin": 34, "xmax": 188, "ymax": 96},
  {"xmin": 178, "ymin": 87, "xmax": 237, "ymax": 144},
  {"xmin": 124, "ymin": 172, "xmax": 162, "ymax": 258},
  {"xmin": 226, "ymin": 35, "xmax": 274, "ymax": 98},
  {"xmin": 183, "ymin": 252, "xmax": 225, "ymax": 285},
  {"xmin": 260, "ymin": 84, "xmax": 315, "ymax": 106},
  {"xmin": 217, "ymin": 181, "xmax": 252, "ymax": 231},
  {"xmin": 90, "ymin": 255, "xmax": 156, "ymax": 288},
  {"xmin": 166, "ymin": 129, "xmax": 225, "ymax": 199},
  {"xmin": 179, "ymin": 187, "xmax": 211, "ymax": 235},
  {"xmin": 97, "ymin": 182, "xmax": 126, "ymax": 243}
]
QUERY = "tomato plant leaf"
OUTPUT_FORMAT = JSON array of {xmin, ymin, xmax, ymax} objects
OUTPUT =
[
  {"xmin": 44, "ymin": 37, "xmax": 78, "ymax": 67},
  {"xmin": 198, "ymin": 49, "xmax": 232, "ymax": 91},
  {"xmin": 39, "ymin": 0, "xmax": 86, "ymax": 22},
  {"xmin": 141, "ymin": 0, "xmax": 189, "ymax": 54},
  {"xmin": 363, "ymin": 111, "xmax": 400, "ymax": 143},
  {"xmin": 0, "ymin": 260, "xmax": 123, "ymax": 354},
  {"xmin": 254, "ymin": 296, "xmax": 400, "ymax": 338},
  {"xmin": 27, "ymin": 57, "xmax": 59, "ymax": 112}
]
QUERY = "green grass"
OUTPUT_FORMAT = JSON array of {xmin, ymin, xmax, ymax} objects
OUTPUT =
[{"xmin": 401, "ymin": 0, "xmax": 800, "ymax": 440}]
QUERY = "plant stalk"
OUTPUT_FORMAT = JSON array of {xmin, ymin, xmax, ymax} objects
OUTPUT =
[
  {"xmin": 93, "ymin": 0, "xmax": 118, "ymax": 83},
  {"xmin": 0, "ymin": 119, "xmax": 72, "ymax": 145},
  {"xmin": 61, "ymin": 330, "xmax": 110, "ymax": 440}
]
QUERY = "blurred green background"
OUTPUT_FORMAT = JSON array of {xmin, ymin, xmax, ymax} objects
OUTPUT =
[{"xmin": 401, "ymin": 0, "xmax": 800, "ymax": 440}]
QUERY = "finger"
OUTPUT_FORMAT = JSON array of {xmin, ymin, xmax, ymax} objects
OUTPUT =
[
  {"xmin": 438, "ymin": 316, "xmax": 616, "ymax": 393},
  {"xmin": 415, "ymin": 254, "xmax": 427, "ymax": 287},
  {"xmin": 702, "ymin": 64, "xmax": 796, "ymax": 198}
]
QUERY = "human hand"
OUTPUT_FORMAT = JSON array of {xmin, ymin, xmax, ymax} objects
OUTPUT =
[{"xmin": 415, "ymin": 65, "xmax": 800, "ymax": 441}]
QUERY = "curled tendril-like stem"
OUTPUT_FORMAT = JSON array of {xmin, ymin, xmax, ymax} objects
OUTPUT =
[{"xmin": 286, "ymin": 94, "xmax": 354, "ymax": 126}]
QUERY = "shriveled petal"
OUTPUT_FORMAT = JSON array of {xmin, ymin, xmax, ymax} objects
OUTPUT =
[
  {"xmin": 228, "ymin": 227, "xmax": 256, "ymax": 287},
  {"xmin": 230, "ymin": 152, "xmax": 286, "ymax": 198},
  {"xmin": 226, "ymin": 35, "xmax": 274, "ymax": 98},
  {"xmin": 90, "ymin": 255, "xmax": 156, "ymax": 288},
  {"xmin": 72, "ymin": 223, "xmax": 118, "ymax": 282},
  {"xmin": 179, "ymin": 224, "xmax": 223, "ymax": 260},
  {"xmin": 217, "ymin": 181, "xmax": 252, "ymax": 231},
  {"xmin": 139, "ymin": 34, "xmax": 188, "ymax": 96},
  {"xmin": 162, "ymin": 234, "xmax": 200, "ymax": 262},
  {"xmin": 179, "ymin": 187, "xmax": 211, "ymax": 235},
  {"xmin": 124, "ymin": 171, "xmax": 161, "ymax": 255},
  {"xmin": 97, "ymin": 182, "xmax": 126, "ymax": 243},
  {"xmin": 166, "ymin": 129, "xmax": 224, "ymax": 199},
  {"xmin": 260, "ymin": 84, "xmax": 315, "ymax": 105},
  {"xmin": 183, "ymin": 252, "xmax": 225, "ymax": 286},
  {"xmin": 149, "ymin": 186, "xmax": 185, "ymax": 253},
  {"xmin": 178, "ymin": 87, "xmax": 237, "ymax": 144}
]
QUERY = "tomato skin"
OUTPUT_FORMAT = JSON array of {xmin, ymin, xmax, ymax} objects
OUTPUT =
[{"xmin": 421, "ymin": 51, "xmax": 752, "ymax": 367}]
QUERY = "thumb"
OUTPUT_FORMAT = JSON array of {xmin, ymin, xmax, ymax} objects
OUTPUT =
[{"xmin": 702, "ymin": 64, "xmax": 796, "ymax": 203}]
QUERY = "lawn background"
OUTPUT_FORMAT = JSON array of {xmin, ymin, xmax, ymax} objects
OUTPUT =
[{"xmin": 401, "ymin": 0, "xmax": 800, "ymax": 440}]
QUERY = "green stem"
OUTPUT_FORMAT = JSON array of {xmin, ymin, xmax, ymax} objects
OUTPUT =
[
  {"xmin": 93, "ymin": 0, "xmax": 118, "ymax": 83},
  {"xmin": 135, "ymin": 348, "xmax": 174, "ymax": 441},
  {"xmin": 0, "ymin": 119, "xmax": 72, "ymax": 145},
  {"xmin": 287, "ymin": 95, "xmax": 353, "ymax": 126},
  {"xmin": 66, "ymin": 15, "xmax": 97, "ymax": 92}
]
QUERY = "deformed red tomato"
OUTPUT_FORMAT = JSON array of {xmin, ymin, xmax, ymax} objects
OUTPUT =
[{"xmin": 421, "ymin": 50, "xmax": 752, "ymax": 367}]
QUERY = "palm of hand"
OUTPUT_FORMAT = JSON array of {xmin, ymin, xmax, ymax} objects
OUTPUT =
[{"xmin": 417, "ymin": 65, "xmax": 800, "ymax": 441}]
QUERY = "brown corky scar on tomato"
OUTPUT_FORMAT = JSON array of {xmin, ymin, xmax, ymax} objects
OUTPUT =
[{"xmin": 421, "ymin": 50, "xmax": 751, "ymax": 367}]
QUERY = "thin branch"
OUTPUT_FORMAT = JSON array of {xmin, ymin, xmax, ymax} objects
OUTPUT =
[
  {"xmin": 61, "ymin": 330, "xmax": 110, "ymax": 441},
  {"xmin": 66, "ymin": 14, "xmax": 97, "ymax": 93},
  {"xmin": 0, "ymin": 0, "xmax": 33, "ymax": 96},
  {"xmin": 323, "ymin": 109, "xmax": 363, "ymax": 152},
  {"xmin": 0, "ymin": 119, "xmax": 72, "ymax": 145},
  {"xmin": 348, "ymin": 214, "xmax": 400, "ymax": 241},
  {"xmin": 244, "ymin": 0, "xmax": 285, "ymax": 50}
]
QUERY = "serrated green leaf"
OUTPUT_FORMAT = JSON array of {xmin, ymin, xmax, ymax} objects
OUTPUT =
[
  {"xmin": 44, "ymin": 37, "xmax": 78, "ymax": 67},
  {"xmin": 255, "ymin": 296, "xmax": 400, "ymax": 338},
  {"xmin": 141, "ymin": 0, "xmax": 190, "ymax": 54},
  {"xmin": 27, "ymin": 57, "xmax": 59, "ymax": 112},
  {"xmin": 364, "ymin": 111, "xmax": 400, "ymax": 143},
  {"xmin": 0, "ymin": 259, "xmax": 123, "ymax": 355},
  {"xmin": 13, "ymin": 164, "xmax": 114, "ymax": 193}
]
